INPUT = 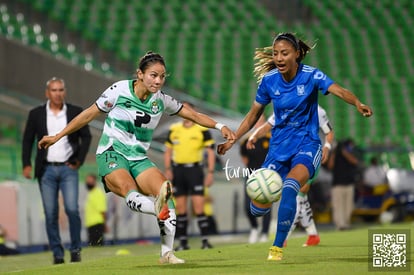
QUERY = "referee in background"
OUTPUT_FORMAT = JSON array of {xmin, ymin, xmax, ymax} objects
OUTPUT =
[{"xmin": 164, "ymin": 102, "xmax": 216, "ymax": 250}]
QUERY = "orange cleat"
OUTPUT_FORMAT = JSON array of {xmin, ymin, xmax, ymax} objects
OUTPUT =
[
  {"xmin": 303, "ymin": 235, "xmax": 320, "ymax": 247},
  {"xmin": 155, "ymin": 181, "xmax": 172, "ymax": 220}
]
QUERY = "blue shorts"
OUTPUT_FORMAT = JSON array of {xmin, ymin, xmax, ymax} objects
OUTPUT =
[{"xmin": 262, "ymin": 141, "xmax": 322, "ymax": 182}]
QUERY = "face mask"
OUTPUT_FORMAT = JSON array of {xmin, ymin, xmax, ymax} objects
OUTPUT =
[{"xmin": 85, "ymin": 184, "xmax": 94, "ymax": 191}]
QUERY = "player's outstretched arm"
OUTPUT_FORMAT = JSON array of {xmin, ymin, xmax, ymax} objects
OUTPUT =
[
  {"xmin": 217, "ymin": 141, "xmax": 234, "ymax": 155},
  {"xmin": 177, "ymin": 105, "xmax": 236, "ymax": 143},
  {"xmin": 38, "ymin": 104, "xmax": 102, "ymax": 149},
  {"xmin": 218, "ymin": 101, "xmax": 265, "ymax": 155},
  {"xmin": 328, "ymin": 83, "xmax": 373, "ymax": 117}
]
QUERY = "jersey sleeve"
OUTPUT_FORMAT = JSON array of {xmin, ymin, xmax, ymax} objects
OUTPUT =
[
  {"xmin": 161, "ymin": 92, "xmax": 183, "ymax": 115},
  {"xmin": 95, "ymin": 81, "xmax": 122, "ymax": 113},
  {"xmin": 164, "ymin": 129, "xmax": 173, "ymax": 148},
  {"xmin": 267, "ymin": 114, "xmax": 275, "ymax": 126},
  {"xmin": 313, "ymin": 69, "xmax": 334, "ymax": 95},
  {"xmin": 202, "ymin": 129, "xmax": 215, "ymax": 147},
  {"xmin": 318, "ymin": 105, "xmax": 332, "ymax": 135},
  {"xmin": 255, "ymin": 77, "xmax": 272, "ymax": 105}
]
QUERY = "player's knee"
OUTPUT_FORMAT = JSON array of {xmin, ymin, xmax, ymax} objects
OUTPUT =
[{"xmin": 250, "ymin": 201, "xmax": 271, "ymax": 217}]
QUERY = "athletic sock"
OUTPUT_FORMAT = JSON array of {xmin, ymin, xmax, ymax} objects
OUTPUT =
[
  {"xmin": 159, "ymin": 207, "xmax": 176, "ymax": 256},
  {"xmin": 286, "ymin": 192, "xmax": 302, "ymax": 240},
  {"xmin": 274, "ymin": 178, "xmax": 300, "ymax": 247},
  {"xmin": 299, "ymin": 194, "xmax": 318, "ymax": 235},
  {"xmin": 125, "ymin": 190, "xmax": 155, "ymax": 215},
  {"xmin": 250, "ymin": 201, "xmax": 271, "ymax": 217},
  {"xmin": 176, "ymin": 214, "xmax": 188, "ymax": 246},
  {"xmin": 197, "ymin": 214, "xmax": 210, "ymax": 241}
]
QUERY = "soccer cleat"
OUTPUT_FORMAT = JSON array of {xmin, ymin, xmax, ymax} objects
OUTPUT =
[
  {"xmin": 259, "ymin": 233, "xmax": 268, "ymax": 243},
  {"xmin": 303, "ymin": 235, "xmax": 320, "ymax": 247},
  {"xmin": 53, "ymin": 257, "xmax": 64, "ymax": 265},
  {"xmin": 159, "ymin": 251, "xmax": 185, "ymax": 264},
  {"xmin": 70, "ymin": 251, "xmax": 81, "ymax": 262},
  {"xmin": 267, "ymin": 246, "xmax": 283, "ymax": 261},
  {"xmin": 157, "ymin": 205, "xmax": 170, "ymax": 220},
  {"xmin": 201, "ymin": 240, "xmax": 213, "ymax": 249},
  {"xmin": 155, "ymin": 181, "xmax": 172, "ymax": 220}
]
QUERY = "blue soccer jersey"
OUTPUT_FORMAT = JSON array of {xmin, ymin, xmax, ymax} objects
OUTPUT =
[{"xmin": 255, "ymin": 63, "xmax": 334, "ymax": 161}]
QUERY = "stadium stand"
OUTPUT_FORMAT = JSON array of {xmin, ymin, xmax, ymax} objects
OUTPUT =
[{"xmin": 1, "ymin": 0, "xmax": 413, "ymax": 169}]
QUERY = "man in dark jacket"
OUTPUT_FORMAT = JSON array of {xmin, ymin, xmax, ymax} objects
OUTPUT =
[{"xmin": 22, "ymin": 77, "xmax": 91, "ymax": 264}]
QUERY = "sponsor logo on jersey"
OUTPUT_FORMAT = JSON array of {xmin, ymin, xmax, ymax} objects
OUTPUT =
[{"xmin": 108, "ymin": 162, "xmax": 118, "ymax": 169}]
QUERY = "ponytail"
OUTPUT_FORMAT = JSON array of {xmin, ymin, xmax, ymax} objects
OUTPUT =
[{"xmin": 253, "ymin": 33, "xmax": 314, "ymax": 83}]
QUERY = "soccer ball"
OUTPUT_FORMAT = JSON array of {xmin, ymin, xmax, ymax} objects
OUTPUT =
[{"xmin": 246, "ymin": 168, "xmax": 283, "ymax": 204}]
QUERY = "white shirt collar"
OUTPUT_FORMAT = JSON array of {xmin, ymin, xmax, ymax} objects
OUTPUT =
[{"xmin": 46, "ymin": 100, "xmax": 67, "ymax": 114}]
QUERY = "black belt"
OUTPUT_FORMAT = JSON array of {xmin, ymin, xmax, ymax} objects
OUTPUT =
[
  {"xmin": 172, "ymin": 162, "xmax": 202, "ymax": 168},
  {"xmin": 46, "ymin": 162, "xmax": 66, "ymax": 166}
]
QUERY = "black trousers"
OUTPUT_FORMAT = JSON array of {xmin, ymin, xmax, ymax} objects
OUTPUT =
[{"xmin": 87, "ymin": 224, "xmax": 105, "ymax": 246}]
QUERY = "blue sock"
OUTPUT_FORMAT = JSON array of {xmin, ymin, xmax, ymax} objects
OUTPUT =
[
  {"xmin": 273, "ymin": 178, "xmax": 300, "ymax": 247},
  {"xmin": 250, "ymin": 201, "xmax": 271, "ymax": 217}
]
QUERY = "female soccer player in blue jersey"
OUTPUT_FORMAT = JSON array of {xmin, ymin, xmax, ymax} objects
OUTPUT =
[
  {"xmin": 38, "ymin": 51, "xmax": 236, "ymax": 264},
  {"xmin": 218, "ymin": 32, "xmax": 372, "ymax": 261}
]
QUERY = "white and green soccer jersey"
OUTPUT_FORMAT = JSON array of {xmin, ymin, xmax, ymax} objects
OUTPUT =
[{"xmin": 95, "ymin": 80, "xmax": 182, "ymax": 160}]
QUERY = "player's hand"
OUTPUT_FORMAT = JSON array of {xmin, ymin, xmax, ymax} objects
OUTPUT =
[
  {"xmin": 221, "ymin": 126, "xmax": 236, "ymax": 144},
  {"xmin": 217, "ymin": 141, "xmax": 233, "ymax": 155},
  {"xmin": 246, "ymin": 136, "xmax": 257, "ymax": 150},
  {"xmin": 38, "ymin": 135, "xmax": 59, "ymax": 149},
  {"xmin": 321, "ymin": 146, "xmax": 330, "ymax": 165},
  {"xmin": 357, "ymin": 103, "xmax": 373, "ymax": 117}
]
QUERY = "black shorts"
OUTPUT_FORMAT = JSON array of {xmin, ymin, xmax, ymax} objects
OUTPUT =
[{"xmin": 172, "ymin": 165, "xmax": 204, "ymax": 196}]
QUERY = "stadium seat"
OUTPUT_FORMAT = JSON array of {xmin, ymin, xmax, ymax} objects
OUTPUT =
[{"xmin": 4, "ymin": 0, "xmax": 414, "ymax": 169}]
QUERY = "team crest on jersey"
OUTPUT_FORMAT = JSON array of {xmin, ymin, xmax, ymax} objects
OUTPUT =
[
  {"xmin": 108, "ymin": 162, "xmax": 118, "ymax": 169},
  {"xmin": 150, "ymin": 101, "xmax": 160, "ymax": 113},
  {"xmin": 297, "ymin": 85, "xmax": 305, "ymax": 96}
]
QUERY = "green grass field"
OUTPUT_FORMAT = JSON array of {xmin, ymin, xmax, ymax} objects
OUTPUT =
[{"xmin": 1, "ymin": 223, "xmax": 412, "ymax": 275}]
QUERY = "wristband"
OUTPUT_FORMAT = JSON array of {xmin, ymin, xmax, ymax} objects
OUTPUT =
[
  {"xmin": 324, "ymin": 142, "xmax": 332, "ymax": 150},
  {"xmin": 215, "ymin": 123, "xmax": 225, "ymax": 131}
]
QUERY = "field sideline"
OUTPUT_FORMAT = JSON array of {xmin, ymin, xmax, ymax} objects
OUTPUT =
[{"xmin": 1, "ymin": 222, "xmax": 412, "ymax": 274}]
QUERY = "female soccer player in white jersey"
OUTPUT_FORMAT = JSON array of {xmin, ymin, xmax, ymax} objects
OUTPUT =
[
  {"xmin": 38, "ymin": 51, "xmax": 236, "ymax": 264},
  {"xmin": 217, "ymin": 32, "xmax": 372, "ymax": 261},
  {"xmin": 246, "ymin": 105, "xmax": 334, "ymax": 247}
]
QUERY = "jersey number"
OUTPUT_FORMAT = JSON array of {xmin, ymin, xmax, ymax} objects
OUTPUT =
[{"xmin": 134, "ymin": 111, "xmax": 151, "ymax": 127}]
